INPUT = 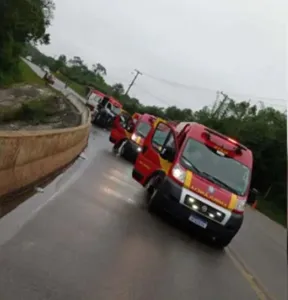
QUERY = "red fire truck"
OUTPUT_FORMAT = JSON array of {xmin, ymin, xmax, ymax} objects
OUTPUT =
[{"xmin": 132, "ymin": 121, "xmax": 257, "ymax": 248}]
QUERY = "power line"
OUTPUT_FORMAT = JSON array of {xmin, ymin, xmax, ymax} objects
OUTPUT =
[
  {"xmin": 141, "ymin": 71, "xmax": 287, "ymax": 104},
  {"xmin": 134, "ymin": 84, "xmax": 171, "ymax": 106},
  {"xmin": 125, "ymin": 69, "xmax": 142, "ymax": 95},
  {"xmin": 105, "ymin": 71, "xmax": 286, "ymax": 110}
]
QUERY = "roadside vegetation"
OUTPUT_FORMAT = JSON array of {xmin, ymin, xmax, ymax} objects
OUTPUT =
[
  {"xmin": 0, "ymin": 84, "xmax": 81, "ymax": 130},
  {"xmin": 18, "ymin": 60, "xmax": 45, "ymax": 86},
  {"xmin": 0, "ymin": 1, "xmax": 80, "ymax": 130}
]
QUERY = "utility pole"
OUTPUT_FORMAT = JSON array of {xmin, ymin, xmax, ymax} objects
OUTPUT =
[{"xmin": 125, "ymin": 69, "xmax": 142, "ymax": 95}]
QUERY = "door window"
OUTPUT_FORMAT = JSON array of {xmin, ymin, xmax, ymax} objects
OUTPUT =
[{"xmin": 151, "ymin": 123, "xmax": 176, "ymax": 153}]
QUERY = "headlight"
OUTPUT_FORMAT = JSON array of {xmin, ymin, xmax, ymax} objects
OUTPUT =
[
  {"xmin": 131, "ymin": 133, "xmax": 137, "ymax": 141},
  {"xmin": 137, "ymin": 146, "xmax": 142, "ymax": 152},
  {"xmin": 171, "ymin": 163, "xmax": 186, "ymax": 184},
  {"xmin": 235, "ymin": 199, "xmax": 246, "ymax": 212}
]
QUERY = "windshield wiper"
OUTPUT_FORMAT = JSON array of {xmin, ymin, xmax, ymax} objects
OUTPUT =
[
  {"xmin": 200, "ymin": 172, "xmax": 239, "ymax": 194},
  {"xmin": 181, "ymin": 156, "xmax": 202, "ymax": 174}
]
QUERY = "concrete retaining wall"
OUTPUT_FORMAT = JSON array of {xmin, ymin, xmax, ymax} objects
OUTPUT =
[
  {"xmin": 63, "ymin": 91, "xmax": 89, "ymax": 124},
  {"xmin": 0, "ymin": 60, "xmax": 92, "ymax": 198},
  {"xmin": 0, "ymin": 123, "xmax": 90, "ymax": 197}
]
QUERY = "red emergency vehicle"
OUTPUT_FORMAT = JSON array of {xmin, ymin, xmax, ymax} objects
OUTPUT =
[
  {"xmin": 110, "ymin": 113, "xmax": 159, "ymax": 162},
  {"xmin": 109, "ymin": 112, "xmax": 141, "ymax": 151},
  {"xmin": 86, "ymin": 89, "xmax": 105, "ymax": 112},
  {"xmin": 132, "ymin": 121, "xmax": 256, "ymax": 248}
]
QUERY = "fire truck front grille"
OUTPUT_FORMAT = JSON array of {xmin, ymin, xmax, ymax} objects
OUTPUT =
[{"xmin": 184, "ymin": 195, "xmax": 225, "ymax": 223}]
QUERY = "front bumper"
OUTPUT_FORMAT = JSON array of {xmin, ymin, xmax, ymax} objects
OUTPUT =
[{"xmin": 155, "ymin": 177, "xmax": 243, "ymax": 239}]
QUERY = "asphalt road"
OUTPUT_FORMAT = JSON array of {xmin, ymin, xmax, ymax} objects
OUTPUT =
[{"xmin": 0, "ymin": 128, "xmax": 286, "ymax": 300}]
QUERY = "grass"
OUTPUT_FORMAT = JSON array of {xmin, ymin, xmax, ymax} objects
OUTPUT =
[
  {"xmin": 18, "ymin": 60, "xmax": 45, "ymax": 86},
  {"xmin": 19, "ymin": 60, "xmax": 63, "ymax": 96},
  {"xmin": 54, "ymin": 72, "xmax": 86, "ymax": 97},
  {"xmin": 0, "ymin": 60, "xmax": 46, "ymax": 87},
  {"xmin": 257, "ymin": 199, "xmax": 286, "ymax": 227}
]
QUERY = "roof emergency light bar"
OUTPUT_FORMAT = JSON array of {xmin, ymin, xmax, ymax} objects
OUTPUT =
[{"xmin": 202, "ymin": 128, "xmax": 247, "ymax": 154}]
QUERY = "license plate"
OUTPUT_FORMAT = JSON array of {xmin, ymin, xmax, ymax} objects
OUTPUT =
[{"xmin": 189, "ymin": 215, "xmax": 208, "ymax": 229}]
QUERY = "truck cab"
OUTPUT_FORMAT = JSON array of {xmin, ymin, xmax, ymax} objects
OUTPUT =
[
  {"xmin": 109, "ymin": 110, "xmax": 135, "ymax": 146},
  {"xmin": 86, "ymin": 89, "xmax": 105, "ymax": 112},
  {"xmin": 132, "ymin": 121, "xmax": 256, "ymax": 248},
  {"xmin": 117, "ymin": 114, "xmax": 163, "ymax": 163},
  {"xmin": 110, "ymin": 113, "xmax": 162, "ymax": 163},
  {"xmin": 92, "ymin": 96, "xmax": 123, "ymax": 129}
]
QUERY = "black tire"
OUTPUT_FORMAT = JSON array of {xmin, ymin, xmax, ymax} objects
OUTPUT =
[
  {"xmin": 146, "ymin": 177, "xmax": 156, "ymax": 197},
  {"xmin": 119, "ymin": 141, "xmax": 127, "ymax": 158},
  {"xmin": 146, "ymin": 176, "xmax": 164, "ymax": 214},
  {"xmin": 147, "ymin": 188, "xmax": 162, "ymax": 213},
  {"xmin": 113, "ymin": 139, "xmax": 123, "ymax": 154}
]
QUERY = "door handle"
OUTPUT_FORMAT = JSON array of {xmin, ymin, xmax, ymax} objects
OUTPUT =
[{"xmin": 142, "ymin": 145, "xmax": 148, "ymax": 153}]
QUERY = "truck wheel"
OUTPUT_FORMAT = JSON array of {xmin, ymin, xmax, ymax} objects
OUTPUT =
[
  {"xmin": 119, "ymin": 141, "xmax": 127, "ymax": 158},
  {"xmin": 112, "ymin": 139, "xmax": 122, "ymax": 154},
  {"xmin": 146, "ymin": 176, "xmax": 156, "ymax": 196},
  {"xmin": 146, "ymin": 176, "xmax": 164, "ymax": 214},
  {"xmin": 147, "ymin": 188, "xmax": 162, "ymax": 213}
]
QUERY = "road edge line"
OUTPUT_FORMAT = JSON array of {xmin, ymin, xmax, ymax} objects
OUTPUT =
[{"xmin": 226, "ymin": 246, "xmax": 276, "ymax": 300}]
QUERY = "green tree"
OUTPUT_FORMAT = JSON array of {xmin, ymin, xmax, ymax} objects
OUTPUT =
[
  {"xmin": 0, "ymin": 0, "xmax": 55, "ymax": 85},
  {"xmin": 111, "ymin": 83, "xmax": 124, "ymax": 97},
  {"xmin": 92, "ymin": 63, "xmax": 107, "ymax": 76}
]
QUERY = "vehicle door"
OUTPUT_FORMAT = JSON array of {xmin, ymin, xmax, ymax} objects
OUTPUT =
[
  {"xmin": 110, "ymin": 114, "xmax": 133, "ymax": 144},
  {"xmin": 133, "ymin": 119, "xmax": 178, "ymax": 186}
]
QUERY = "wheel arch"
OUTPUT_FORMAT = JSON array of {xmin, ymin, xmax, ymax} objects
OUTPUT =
[{"xmin": 143, "ymin": 169, "xmax": 166, "ymax": 187}]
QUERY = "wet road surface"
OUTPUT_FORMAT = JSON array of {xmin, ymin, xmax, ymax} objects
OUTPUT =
[{"xmin": 1, "ymin": 128, "xmax": 284, "ymax": 300}]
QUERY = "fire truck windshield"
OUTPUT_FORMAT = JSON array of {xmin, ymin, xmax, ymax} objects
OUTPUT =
[
  {"xmin": 135, "ymin": 121, "xmax": 151, "ymax": 138},
  {"xmin": 180, "ymin": 138, "xmax": 250, "ymax": 196}
]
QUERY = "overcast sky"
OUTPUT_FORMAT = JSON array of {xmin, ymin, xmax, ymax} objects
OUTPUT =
[{"xmin": 39, "ymin": 0, "xmax": 287, "ymax": 111}]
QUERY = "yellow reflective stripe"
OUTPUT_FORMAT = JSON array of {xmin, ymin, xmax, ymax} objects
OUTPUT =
[
  {"xmin": 228, "ymin": 194, "xmax": 238, "ymax": 210},
  {"xmin": 136, "ymin": 136, "xmax": 141, "ymax": 144},
  {"xmin": 184, "ymin": 170, "xmax": 193, "ymax": 188},
  {"xmin": 159, "ymin": 159, "xmax": 172, "ymax": 174}
]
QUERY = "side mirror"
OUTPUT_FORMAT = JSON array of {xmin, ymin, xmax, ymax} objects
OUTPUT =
[
  {"xmin": 160, "ymin": 146, "xmax": 175, "ymax": 162},
  {"xmin": 247, "ymin": 188, "xmax": 259, "ymax": 205}
]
